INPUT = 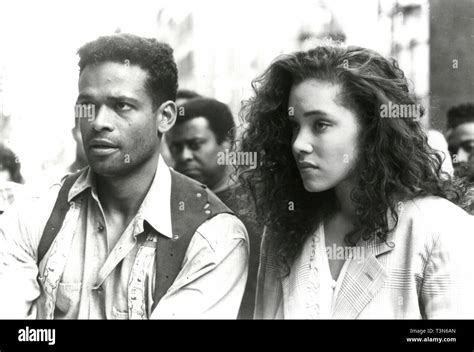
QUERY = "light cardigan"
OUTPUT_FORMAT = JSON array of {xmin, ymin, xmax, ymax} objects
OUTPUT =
[{"xmin": 255, "ymin": 196, "xmax": 474, "ymax": 319}]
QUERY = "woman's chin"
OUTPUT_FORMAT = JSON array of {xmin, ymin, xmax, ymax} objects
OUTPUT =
[{"xmin": 302, "ymin": 180, "xmax": 332, "ymax": 193}]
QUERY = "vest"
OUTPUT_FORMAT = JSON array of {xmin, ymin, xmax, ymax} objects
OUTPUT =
[{"xmin": 37, "ymin": 168, "xmax": 233, "ymax": 316}]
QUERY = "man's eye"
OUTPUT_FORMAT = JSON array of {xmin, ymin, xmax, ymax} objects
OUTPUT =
[
  {"xmin": 169, "ymin": 144, "xmax": 182, "ymax": 154},
  {"xmin": 190, "ymin": 141, "xmax": 202, "ymax": 150},
  {"xmin": 116, "ymin": 102, "xmax": 133, "ymax": 111}
]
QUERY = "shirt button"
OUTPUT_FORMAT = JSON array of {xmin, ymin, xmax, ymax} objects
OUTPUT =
[
  {"xmin": 98, "ymin": 225, "xmax": 104, "ymax": 232},
  {"xmin": 196, "ymin": 192, "xmax": 202, "ymax": 198},
  {"xmin": 204, "ymin": 209, "xmax": 211, "ymax": 215}
]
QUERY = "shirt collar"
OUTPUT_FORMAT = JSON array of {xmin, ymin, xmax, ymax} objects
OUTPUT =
[{"xmin": 67, "ymin": 155, "xmax": 173, "ymax": 239}]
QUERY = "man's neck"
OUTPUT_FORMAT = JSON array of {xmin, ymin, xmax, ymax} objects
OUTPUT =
[
  {"xmin": 211, "ymin": 166, "xmax": 234, "ymax": 193},
  {"xmin": 96, "ymin": 153, "xmax": 159, "ymax": 220}
]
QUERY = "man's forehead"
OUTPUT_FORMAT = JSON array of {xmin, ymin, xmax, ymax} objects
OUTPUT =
[
  {"xmin": 78, "ymin": 61, "xmax": 149, "ymax": 93},
  {"xmin": 170, "ymin": 117, "xmax": 214, "ymax": 139},
  {"xmin": 452, "ymin": 122, "xmax": 474, "ymax": 139}
]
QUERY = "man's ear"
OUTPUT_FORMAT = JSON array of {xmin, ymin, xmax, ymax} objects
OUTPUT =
[
  {"xmin": 156, "ymin": 100, "xmax": 177, "ymax": 134},
  {"xmin": 445, "ymin": 128, "xmax": 453, "ymax": 143},
  {"xmin": 220, "ymin": 138, "xmax": 232, "ymax": 151}
]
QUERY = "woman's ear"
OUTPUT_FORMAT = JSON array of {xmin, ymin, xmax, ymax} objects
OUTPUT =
[{"xmin": 156, "ymin": 100, "xmax": 177, "ymax": 134}]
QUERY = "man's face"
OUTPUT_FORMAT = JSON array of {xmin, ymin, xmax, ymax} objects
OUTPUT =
[
  {"xmin": 167, "ymin": 117, "xmax": 229, "ymax": 188},
  {"xmin": 448, "ymin": 122, "xmax": 474, "ymax": 164},
  {"xmin": 77, "ymin": 62, "xmax": 161, "ymax": 177}
]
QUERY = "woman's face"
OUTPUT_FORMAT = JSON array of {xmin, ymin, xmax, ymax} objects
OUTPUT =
[{"xmin": 289, "ymin": 79, "xmax": 361, "ymax": 193}]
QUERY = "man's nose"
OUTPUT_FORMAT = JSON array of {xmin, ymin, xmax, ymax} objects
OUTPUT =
[
  {"xmin": 456, "ymin": 147, "xmax": 471, "ymax": 163},
  {"xmin": 180, "ymin": 146, "xmax": 194, "ymax": 161},
  {"xmin": 91, "ymin": 105, "xmax": 114, "ymax": 132}
]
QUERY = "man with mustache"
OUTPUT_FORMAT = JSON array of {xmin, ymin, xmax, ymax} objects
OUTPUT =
[{"xmin": 0, "ymin": 33, "xmax": 249, "ymax": 319}]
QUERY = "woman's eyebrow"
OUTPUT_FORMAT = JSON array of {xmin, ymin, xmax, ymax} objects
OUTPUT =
[{"xmin": 303, "ymin": 110, "xmax": 328, "ymax": 117}]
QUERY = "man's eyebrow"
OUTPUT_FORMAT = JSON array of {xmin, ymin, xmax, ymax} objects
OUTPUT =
[
  {"xmin": 184, "ymin": 137, "xmax": 205, "ymax": 143},
  {"xmin": 108, "ymin": 95, "xmax": 140, "ymax": 104},
  {"xmin": 76, "ymin": 94, "xmax": 94, "ymax": 103},
  {"xmin": 76, "ymin": 94, "xmax": 140, "ymax": 105}
]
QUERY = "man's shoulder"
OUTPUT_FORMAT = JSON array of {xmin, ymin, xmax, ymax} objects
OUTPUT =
[
  {"xmin": 169, "ymin": 168, "xmax": 232, "ymax": 213},
  {"xmin": 194, "ymin": 213, "xmax": 249, "ymax": 252}
]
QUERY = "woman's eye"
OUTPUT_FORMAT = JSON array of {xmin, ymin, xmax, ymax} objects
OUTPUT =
[
  {"xmin": 314, "ymin": 122, "xmax": 330, "ymax": 131},
  {"xmin": 116, "ymin": 102, "xmax": 133, "ymax": 111}
]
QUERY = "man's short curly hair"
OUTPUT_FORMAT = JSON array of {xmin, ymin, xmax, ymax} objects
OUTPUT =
[
  {"xmin": 77, "ymin": 33, "xmax": 178, "ymax": 109},
  {"xmin": 447, "ymin": 103, "xmax": 474, "ymax": 130},
  {"xmin": 176, "ymin": 98, "xmax": 235, "ymax": 144}
]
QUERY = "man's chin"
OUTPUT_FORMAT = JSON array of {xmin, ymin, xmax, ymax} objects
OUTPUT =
[
  {"xmin": 88, "ymin": 162, "xmax": 129, "ymax": 178},
  {"xmin": 180, "ymin": 169, "xmax": 203, "ymax": 182}
]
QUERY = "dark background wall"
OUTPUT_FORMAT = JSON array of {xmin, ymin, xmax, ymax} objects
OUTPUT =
[{"xmin": 430, "ymin": 0, "xmax": 474, "ymax": 131}]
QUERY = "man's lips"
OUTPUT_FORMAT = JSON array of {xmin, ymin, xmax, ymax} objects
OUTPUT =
[
  {"xmin": 88, "ymin": 139, "xmax": 119, "ymax": 156},
  {"xmin": 88, "ymin": 139, "xmax": 118, "ymax": 148}
]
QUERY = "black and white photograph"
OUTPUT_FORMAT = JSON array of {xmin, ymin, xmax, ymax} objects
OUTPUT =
[{"xmin": 0, "ymin": 0, "xmax": 473, "ymax": 347}]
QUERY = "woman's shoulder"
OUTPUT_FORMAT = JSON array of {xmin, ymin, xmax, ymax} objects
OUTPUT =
[
  {"xmin": 403, "ymin": 195, "xmax": 472, "ymax": 221},
  {"xmin": 396, "ymin": 195, "xmax": 474, "ymax": 245}
]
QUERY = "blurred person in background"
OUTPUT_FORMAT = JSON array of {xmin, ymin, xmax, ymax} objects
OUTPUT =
[
  {"xmin": 237, "ymin": 44, "xmax": 474, "ymax": 319},
  {"xmin": 446, "ymin": 103, "xmax": 474, "ymax": 181},
  {"xmin": 167, "ymin": 97, "xmax": 263, "ymax": 319},
  {"xmin": 446, "ymin": 103, "xmax": 474, "ymax": 214},
  {"xmin": 176, "ymin": 89, "xmax": 201, "ymax": 106},
  {"xmin": 167, "ymin": 98, "xmax": 234, "ymax": 192},
  {"xmin": 161, "ymin": 89, "xmax": 203, "ymax": 167},
  {"xmin": 0, "ymin": 143, "xmax": 24, "ymax": 214},
  {"xmin": 68, "ymin": 123, "xmax": 88, "ymax": 173}
]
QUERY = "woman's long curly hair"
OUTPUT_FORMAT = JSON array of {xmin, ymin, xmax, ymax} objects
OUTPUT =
[{"xmin": 236, "ymin": 44, "xmax": 470, "ymax": 274}]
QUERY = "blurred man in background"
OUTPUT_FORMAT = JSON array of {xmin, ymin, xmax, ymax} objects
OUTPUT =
[
  {"xmin": 68, "ymin": 123, "xmax": 88, "ymax": 173},
  {"xmin": 446, "ymin": 103, "xmax": 474, "ymax": 181},
  {"xmin": 161, "ymin": 89, "xmax": 202, "ymax": 167},
  {"xmin": 446, "ymin": 103, "xmax": 474, "ymax": 214},
  {"xmin": 0, "ymin": 143, "xmax": 24, "ymax": 214},
  {"xmin": 167, "ymin": 98, "xmax": 233, "ymax": 192},
  {"xmin": 166, "ymin": 97, "xmax": 263, "ymax": 319},
  {"xmin": 176, "ymin": 89, "xmax": 201, "ymax": 106}
]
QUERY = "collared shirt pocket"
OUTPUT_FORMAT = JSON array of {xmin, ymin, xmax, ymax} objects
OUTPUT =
[
  {"xmin": 112, "ymin": 306, "xmax": 129, "ymax": 320},
  {"xmin": 56, "ymin": 283, "xmax": 82, "ymax": 317}
]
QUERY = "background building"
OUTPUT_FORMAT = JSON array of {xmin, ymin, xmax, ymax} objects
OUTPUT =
[{"xmin": 0, "ymin": 0, "xmax": 472, "ymax": 185}]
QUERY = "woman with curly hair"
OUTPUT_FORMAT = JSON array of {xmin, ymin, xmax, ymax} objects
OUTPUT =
[{"xmin": 237, "ymin": 44, "xmax": 474, "ymax": 319}]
